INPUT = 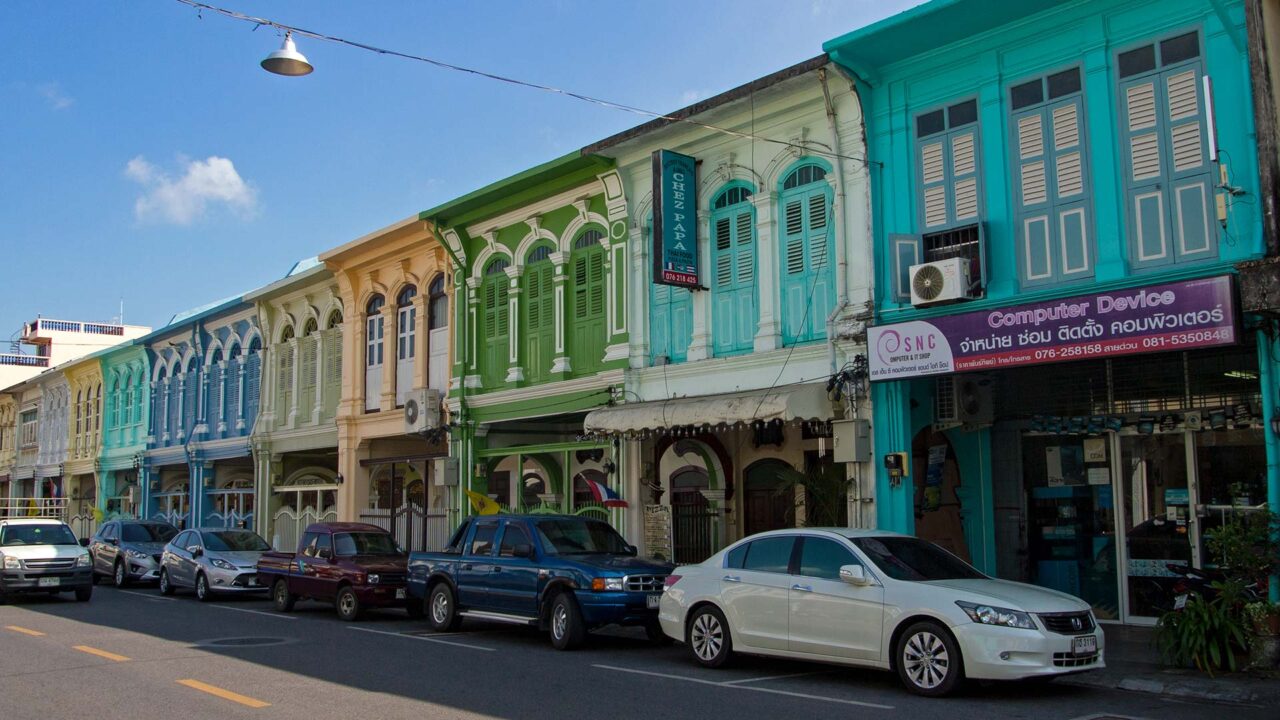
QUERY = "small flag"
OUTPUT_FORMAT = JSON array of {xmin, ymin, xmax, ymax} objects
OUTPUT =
[
  {"xmin": 465, "ymin": 488, "xmax": 502, "ymax": 516},
  {"xmin": 583, "ymin": 479, "xmax": 628, "ymax": 508}
]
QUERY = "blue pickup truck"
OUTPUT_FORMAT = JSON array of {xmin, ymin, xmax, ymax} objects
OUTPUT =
[{"xmin": 407, "ymin": 514, "xmax": 674, "ymax": 649}]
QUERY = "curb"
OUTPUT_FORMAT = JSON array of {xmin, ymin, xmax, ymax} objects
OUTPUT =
[{"xmin": 1061, "ymin": 673, "xmax": 1259, "ymax": 704}]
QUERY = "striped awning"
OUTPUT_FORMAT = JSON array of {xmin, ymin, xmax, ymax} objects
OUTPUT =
[{"xmin": 583, "ymin": 383, "xmax": 833, "ymax": 434}]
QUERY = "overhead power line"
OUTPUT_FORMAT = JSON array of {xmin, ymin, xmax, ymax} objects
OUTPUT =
[{"xmin": 171, "ymin": 0, "xmax": 871, "ymax": 166}]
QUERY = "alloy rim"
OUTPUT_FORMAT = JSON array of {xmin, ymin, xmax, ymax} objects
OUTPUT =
[
  {"xmin": 276, "ymin": 584, "xmax": 286, "ymax": 606},
  {"xmin": 340, "ymin": 592, "xmax": 355, "ymax": 616},
  {"xmin": 115, "ymin": 564, "xmax": 124, "ymax": 585},
  {"xmin": 903, "ymin": 631, "xmax": 949, "ymax": 689},
  {"xmin": 431, "ymin": 591, "xmax": 449, "ymax": 624},
  {"xmin": 160, "ymin": 572, "xmax": 168, "ymax": 593},
  {"xmin": 552, "ymin": 604, "xmax": 567, "ymax": 639},
  {"xmin": 197, "ymin": 576, "xmax": 207, "ymax": 599},
  {"xmin": 691, "ymin": 613, "xmax": 723, "ymax": 661}
]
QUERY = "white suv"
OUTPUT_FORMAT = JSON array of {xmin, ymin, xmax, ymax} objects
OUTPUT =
[{"xmin": 0, "ymin": 517, "xmax": 94, "ymax": 603}]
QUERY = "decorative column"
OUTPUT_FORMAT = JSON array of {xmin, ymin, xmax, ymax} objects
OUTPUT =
[
  {"xmin": 752, "ymin": 191, "xmax": 782, "ymax": 352},
  {"xmin": 451, "ymin": 269, "xmax": 469, "ymax": 393},
  {"xmin": 503, "ymin": 265, "xmax": 524, "ymax": 384},
  {"xmin": 628, "ymin": 223, "xmax": 649, "ymax": 368},
  {"xmin": 236, "ymin": 358, "xmax": 248, "ymax": 431},
  {"xmin": 286, "ymin": 334, "xmax": 301, "ymax": 427},
  {"xmin": 602, "ymin": 231, "xmax": 629, "ymax": 364},
  {"xmin": 311, "ymin": 327, "xmax": 325, "ymax": 425},
  {"xmin": 159, "ymin": 378, "xmax": 170, "ymax": 444},
  {"xmin": 549, "ymin": 251, "xmax": 572, "ymax": 375},
  {"xmin": 379, "ymin": 304, "xmax": 397, "ymax": 411},
  {"xmin": 412, "ymin": 291, "xmax": 429, "ymax": 393},
  {"xmin": 174, "ymin": 375, "xmax": 186, "ymax": 441},
  {"xmin": 463, "ymin": 277, "xmax": 483, "ymax": 389}
]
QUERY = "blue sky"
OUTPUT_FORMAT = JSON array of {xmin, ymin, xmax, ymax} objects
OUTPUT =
[{"xmin": 0, "ymin": 0, "xmax": 920, "ymax": 341}]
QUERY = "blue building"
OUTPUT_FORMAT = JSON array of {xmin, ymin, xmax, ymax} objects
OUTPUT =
[
  {"xmin": 826, "ymin": 0, "xmax": 1276, "ymax": 623},
  {"xmin": 140, "ymin": 297, "xmax": 263, "ymax": 530}
]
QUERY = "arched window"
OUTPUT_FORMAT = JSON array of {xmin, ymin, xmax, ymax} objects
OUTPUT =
[
  {"xmin": 155, "ymin": 365, "xmax": 168, "ymax": 441},
  {"xmin": 710, "ymin": 184, "xmax": 758, "ymax": 356},
  {"xmin": 395, "ymin": 286, "xmax": 417, "ymax": 407},
  {"xmin": 278, "ymin": 325, "xmax": 296, "ymax": 423},
  {"xmin": 206, "ymin": 349, "xmax": 223, "ymax": 435},
  {"xmin": 427, "ymin": 275, "xmax": 448, "ymax": 392},
  {"xmin": 649, "ymin": 213, "xmax": 693, "ymax": 366},
  {"xmin": 225, "ymin": 343, "xmax": 242, "ymax": 434},
  {"xmin": 324, "ymin": 309, "xmax": 343, "ymax": 412},
  {"xmin": 245, "ymin": 337, "xmax": 263, "ymax": 427},
  {"xmin": 523, "ymin": 245, "xmax": 555, "ymax": 383},
  {"xmin": 299, "ymin": 319, "xmax": 319, "ymax": 422},
  {"xmin": 480, "ymin": 259, "xmax": 510, "ymax": 388},
  {"xmin": 778, "ymin": 161, "xmax": 835, "ymax": 345},
  {"xmin": 182, "ymin": 357, "xmax": 199, "ymax": 437},
  {"xmin": 570, "ymin": 229, "xmax": 606, "ymax": 375},
  {"xmin": 75, "ymin": 390, "xmax": 82, "ymax": 441},
  {"xmin": 364, "ymin": 295, "xmax": 384, "ymax": 412}
]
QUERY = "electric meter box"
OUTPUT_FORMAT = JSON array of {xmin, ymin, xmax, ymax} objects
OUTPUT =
[{"xmin": 832, "ymin": 419, "xmax": 871, "ymax": 463}]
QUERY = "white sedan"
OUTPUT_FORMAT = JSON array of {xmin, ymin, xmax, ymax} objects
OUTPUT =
[{"xmin": 659, "ymin": 529, "xmax": 1103, "ymax": 696}]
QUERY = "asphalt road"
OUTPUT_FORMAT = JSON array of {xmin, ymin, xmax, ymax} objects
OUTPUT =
[{"xmin": 0, "ymin": 584, "xmax": 1270, "ymax": 720}]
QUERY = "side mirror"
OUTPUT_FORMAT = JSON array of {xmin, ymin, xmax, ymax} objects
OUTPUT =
[
  {"xmin": 624, "ymin": 544, "xmax": 638, "ymax": 557},
  {"xmin": 79, "ymin": 538, "xmax": 90, "ymax": 548},
  {"xmin": 109, "ymin": 538, "xmax": 119, "ymax": 547},
  {"xmin": 840, "ymin": 564, "xmax": 871, "ymax": 587},
  {"xmin": 512, "ymin": 543, "xmax": 534, "ymax": 559},
  {"xmin": 318, "ymin": 548, "xmax": 333, "ymax": 561},
  {"xmin": 189, "ymin": 546, "xmax": 203, "ymax": 558}
]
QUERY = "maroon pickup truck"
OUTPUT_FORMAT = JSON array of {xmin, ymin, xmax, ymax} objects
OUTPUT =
[{"xmin": 256, "ymin": 522, "xmax": 420, "ymax": 621}]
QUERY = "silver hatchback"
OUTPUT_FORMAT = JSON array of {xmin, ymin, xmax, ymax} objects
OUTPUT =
[{"xmin": 159, "ymin": 528, "xmax": 272, "ymax": 601}]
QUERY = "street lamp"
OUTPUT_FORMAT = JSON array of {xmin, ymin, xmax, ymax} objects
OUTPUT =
[{"xmin": 260, "ymin": 31, "xmax": 313, "ymax": 76}]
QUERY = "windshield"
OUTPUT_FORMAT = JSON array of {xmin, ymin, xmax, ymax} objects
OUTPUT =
[
  {"xmin": 201, "ymin": 531, "xmax": 270, "ymax": 552},
  {"xmin": 1, "ymin": 524, "xmax": 80, "ymax": 547},
  {"xmin": 334, "ymin": 532, "xmax": 400, "ymax": 556},
  {"xmin": 122, "ymin": 524, "xmax": 178, "ymax": 543},
  {"xmin": 852, "ymin": 537, "xmax": 985, "ymax": 581},
  {"xmin": 535, "ymin": 519, "xmax": 630, "ymax": 555}
]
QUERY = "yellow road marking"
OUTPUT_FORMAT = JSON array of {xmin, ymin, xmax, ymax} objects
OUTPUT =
[
  {"xmin": 5, "ymin": 625, "xmax": 45, "ymax": 637},
  {"xmin": 73, "ymin": 645, "xmax": 130, "ymax": 662},
  {"xmin": 176, "ymin": 679, "xmax": 271, "ymax": 708}
]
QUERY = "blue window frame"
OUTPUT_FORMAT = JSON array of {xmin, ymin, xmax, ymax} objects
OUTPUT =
[
  {"xmin": 710, "ymin": 183, "xmax": 758, "ymax": 357},
  {"xmin": 778, "ymin": 160, "xmax": 835, "ymax": 345}
]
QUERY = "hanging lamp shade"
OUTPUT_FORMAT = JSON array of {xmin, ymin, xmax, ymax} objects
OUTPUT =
[{"xmin": 261, "ymin": 32, "xmax": 313, "ymax": 76}]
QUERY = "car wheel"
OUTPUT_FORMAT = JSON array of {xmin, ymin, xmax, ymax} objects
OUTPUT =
[
  {"xmin": 113, "ymin": 561, "xmax": 128, "ymax": 588},
  {"xmin": 645, "ymin": 620, "xmax": 673, "ymax": 645},
  {"xmin": 75, "ymin": 586, "xmax": 93, "ymax": 602},
  {"xmin": 335, "ymin": 586, "xmax": 362, "ymax": 622},
  {"xmin": 686, "ymin": 606, "xmax": 733, "ymax": 668},
  {"xmin": 158, "ymin": 569, "xmax": 175, "ymax": 596},
  {"xmin": 272, "ymin": 579, "xmax": 296, "ymax": 613},
  {"xmin": 549, "ymin": 593, "xmax": 586, "ymax": 651},
  {"xmin": 896, "ymin": 621, "xmax": 964, "ymax": 697},
  {"xmin": 427, "ymin": 583, "xmax": 461, "ymax": 632},
  {"xmin": 195, "ymin": 573, "xmax": 212, "ymax": 603},
  {"xmin": 90, "ymin": 562, "xmax": 100, "ymax": 585}
]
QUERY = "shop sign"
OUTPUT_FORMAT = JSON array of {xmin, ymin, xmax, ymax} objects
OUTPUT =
[
  {"xmin": 869, "ymin": 275, "xmax": 1237, "ymax": 380},
  {"xmin": 651, "ymin": 149, "xmax": 699, "ymax": 288}
]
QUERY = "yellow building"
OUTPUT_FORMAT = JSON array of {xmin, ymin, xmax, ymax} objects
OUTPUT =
[
  {"xmin": 62, "ymin": 354, "xmax": 104, "ymax": 537},
  {"xmin": 320, "ymin": 215, "xmax": 454, "ymax": 549}
]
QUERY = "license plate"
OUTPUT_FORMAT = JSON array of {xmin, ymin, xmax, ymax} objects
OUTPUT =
[
  {"xmin": 38, "ymin": 577, "xmax": 59, "ymax": 588},
  {"xmin": 1072, "ymin": 635, "xmax": 1097, "ymax": 656},
  {"xmin": 395, "ymin": 588, "xmax": 406, "ymax": 600},
  {"xmin": 646, "ymin": 594, "xmax": 661, "ymax": 609}
]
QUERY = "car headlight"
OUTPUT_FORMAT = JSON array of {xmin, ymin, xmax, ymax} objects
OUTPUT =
[
  {"xmin": 125, "ymin": 549, "xmax": 150, "ymax": 560},
  {"xmin": 367, "ymin": 574, "xmax": 380, "ymax": 585},
  {"xmin": 210, "ymin": 558, "xmax": 237, "ymax": 571},
  {"xmin": 956, "ymin": 601, "xmax": 1036, "ymax": 629},
  {"xmin": 590, "ymin": 577, "xmax": 625, "ymax": 591},
  {"xmin": 2, "ymin": 555, "xmax": 21, "ymax": 570},
  {"xmin": 76, "ymin": 553, "xmax": 91, "ymax": 567}
]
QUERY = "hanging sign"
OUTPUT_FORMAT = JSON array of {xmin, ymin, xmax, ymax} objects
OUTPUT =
[
  {"xmin": 869, "ymin": 275, "xmax": 1237, "ymax": 380},
  {"xmin": 651, "ymin": 149, "xmax": 699, "ymax": 288}
]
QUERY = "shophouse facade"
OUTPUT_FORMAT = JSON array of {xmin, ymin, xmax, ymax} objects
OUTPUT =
[
  {"xmin": 63, "ymin": 353, "xmax": 104, "ymax": 537},
  {"xmin": 826, "ymin": 0, "xmax": 1275, "ymax": 623},
  {"xmin": 424, "ymin": 154, "xmax": 630, "ymax": 540},
  {"xmin": 576, "ymin": 57, "xmax": 873, "ymax": 562},
  {"xmin": 247, "ymin": 258, "xmax": 344, "ymax": 550},
  {"xmin": 0, "ymin": 393, "xmax": 15, "ymax": 503},
  {"xmin": 141, "ymin": 298, "xmax": 263, "ymax": 530},
  {"xmin": 321, "ymin": 216, "xmax": 452, "ymax": 551},
  {"xmin": 98, "ymin": 341, "xmax": 150, "ymax": 523},
  {"xmin": 34, "ymin": 368, "xmax": 69, "ymax": 512}
]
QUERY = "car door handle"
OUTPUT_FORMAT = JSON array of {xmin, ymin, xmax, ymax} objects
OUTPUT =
[
  {"xmin": 491, "ymin": 566, "xmax": 503, "ymax": 573},
  {"xmin": 462, "ymin": 564, "xmax": 473, "ymax": 571},
  {"xmin": 722, "ymin": 575, "xmax": 741, "ymax": 583},
  {"xmin": 791, "ymin": 584, "xmax": 813, "ymax": 592}
]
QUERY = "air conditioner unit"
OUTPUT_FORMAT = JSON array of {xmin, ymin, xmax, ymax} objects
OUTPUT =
[
  {"xmin": 935, "ymin": 374, "xmax": 994, "ymax": 427},
  {"xmin": 909, "ymin": 257, "xmax": 975, "ymax": 307},
  {"xmin": 404, "ymin": 388, "xmax": 442, "ymax": 435}
]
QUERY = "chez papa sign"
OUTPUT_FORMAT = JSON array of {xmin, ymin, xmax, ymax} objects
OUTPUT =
[{"xmin": 868, "ymin": 275, "xmax": 1237, "ymax": 381}]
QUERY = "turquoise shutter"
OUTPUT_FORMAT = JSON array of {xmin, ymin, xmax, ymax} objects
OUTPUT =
[
  {"xmin": 1163, "ymin": 65, "xmax": 1214, "ymax": 260},
  {"xmin": 712, "ymin": 208, "xmax": 758, "ymax": 357},
  {"xmin": 649, "ymin": 281, "xmax": 671, "ymax": 363},
  {"xmin": 780, "ymin": 197, "xmax": 808, "ymax": 343},
  {"xmin": 889, "ymin": 234, "xmax": 922, "ymax": 301},
  {"xmin": 780, "ymin": 185, "xmax": 834, "ymax": 345}
]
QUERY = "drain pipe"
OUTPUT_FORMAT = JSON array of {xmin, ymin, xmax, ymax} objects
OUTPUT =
[{"xmin": 819, "ymin": 67, "xmax": 852, "ymax": 376}]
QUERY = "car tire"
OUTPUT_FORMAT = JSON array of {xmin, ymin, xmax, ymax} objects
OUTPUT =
[
  {"xmin": 272, "ymin": 579, "xmax": 296, "ymax": 613},
  {"xmin": 426, "ymin": 583, "xmax": 461, "ymax": 632},
  {"xmin": 159, "ymin": 569, "xmax": 175, "ymax": 596},
  {"xmin": 645, "ymin": 620, "xmax": 674, "ymax": 645},
  {"xmin": 90, "ymin": 563, "xmax": 100, "ymax": 585},
  {"xmin": 549, "ymin": 592, "xmax": 586, "ymax": 651},
  {"xmin": 113, "ymin": 561, "xmax": 128, "ymax": 588},
  {"xmin": 335, "ymin": 586, "xmax": 362, "ymax": 622},
  {"xmin": 686, "ymin": 606, "xmax": 733, "ymax": 668},
  {"xmin": 195, "ymin": 573, "xmax": 212, "ymax": 603},
  {"xmin": 896, "ymin": 621, "xmax": 964, "ymax": 697},
  {"xmin": 75, "ymin": 586, "xmax": 92, "ymax": 602}
]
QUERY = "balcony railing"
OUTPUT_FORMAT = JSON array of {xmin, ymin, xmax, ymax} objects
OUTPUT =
[
  {"xmin": 0, "ymin": 354, "xmax": 49, "ymax": 368},
  {"xmin": 26, "ymin": 319, "xmax": 125, "ymax": 336}
]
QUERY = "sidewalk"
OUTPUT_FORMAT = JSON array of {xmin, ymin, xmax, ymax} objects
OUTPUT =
[{"xmin": 1059, "ymin": 624, "xmax": 1280, "ymax": 705}]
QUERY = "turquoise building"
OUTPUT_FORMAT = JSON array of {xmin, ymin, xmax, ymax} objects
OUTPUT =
[
  {"xmin": 826, "ymin": 0, "xmax": 1276, "ymax": 623},
  {"xmin": 98, "ymin": 341, "xmax": 150, "ymax": 520}
]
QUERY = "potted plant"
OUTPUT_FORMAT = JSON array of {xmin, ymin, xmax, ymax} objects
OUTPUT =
[
  {"xmin": 1244, "ymin": 602, "xmax": 1280, "ymax": 669},
  {"xmin": 1156, "ymin": 580, "xmax": 1251, "ymax": 676}
]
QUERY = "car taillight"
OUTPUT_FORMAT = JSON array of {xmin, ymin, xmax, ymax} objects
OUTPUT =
[{"xmin": 663, "ymin": 574, "xmax": 681, "ymax": 590}]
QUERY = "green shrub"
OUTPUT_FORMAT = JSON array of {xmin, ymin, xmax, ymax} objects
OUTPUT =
[{"xmin": 1155, "ymin": 581, "xmax": 1250, "ymax": 676}]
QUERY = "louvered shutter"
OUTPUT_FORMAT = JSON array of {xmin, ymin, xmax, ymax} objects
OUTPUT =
[
  {"xmin": 183, "ymin": 370, "xmax": 197, "ymax": 436},
  {"xmin": 714, "ymin": 217, "xmax": 733, "ymax": 289},
  {"xmin": 712, "ymin": 206, "xmax": 757, "ymax": 357},
  {"xmin": 588, "ymin": 253, "xmax": 604, "ymax": 317},
  {"xmin": 244, "ymin": 353, "xmax": 261, "ymax": 425},
  {"xmin": 482, "ymin": 277, "xmax": 508, "ymax": 386},
  {"xmin": 649, "ymin": 281, "xmax": 671, "ymax": 363},
  {"xmin": 919, "ymin": 139, "xmax": 948, "ymax": 229},
  {"xmin": 951, "ymin": 131, "xmax": 979, "ymax": 223},
  {"xmin": 783, "ymin": 199, "xmax": 805, "ymax": 275},
  {"xmin": 324, "ymin": 328, "xmax": 341, "ymax": 415},
  {"xmin": 224, "ymin": 358, "xmax": 240, "ymax": 431},
  {"xmin": 300, "ymin": 336, "xmax": 317, "ymax": 419},
  {"xmin": 1162, "ymin": 67, "xmax": 1213, "ymax": 258},
  {"xmin": 524, "ymin": 263, "xmax": 553, "ymax": 382},
  {"xmin": 1013, "ymin": 96, "xmax": 1092, "ymax": 286},
  {"xmin": 279, "ymin": 345, "xmax": 295, "ymax": 420}
]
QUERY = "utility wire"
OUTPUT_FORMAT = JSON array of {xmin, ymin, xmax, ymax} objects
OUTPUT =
[{"xmin": 172, "ymin": 0, "xmax": 874, "ymax": 167}]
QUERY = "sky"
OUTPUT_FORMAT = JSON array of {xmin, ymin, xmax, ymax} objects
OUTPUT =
[{"xmin": 0, "ymin": 0, "xmax": 923, "ymax": 344}]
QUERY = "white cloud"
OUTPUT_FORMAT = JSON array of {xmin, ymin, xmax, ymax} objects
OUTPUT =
[
  {"xmin": 125, "ymin": 155, "xmax": 258, "ymax": 225},
  {"xmin": 37, "ymin": 82, "xmax": 74, "ymax": 110}
]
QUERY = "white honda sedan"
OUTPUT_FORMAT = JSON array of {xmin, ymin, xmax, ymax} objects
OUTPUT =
[{"xmin": 659, "ymin": 529, "xmax": 1103, "ymax": 696}]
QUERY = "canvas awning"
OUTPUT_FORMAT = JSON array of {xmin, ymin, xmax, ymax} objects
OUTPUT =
[{"xmin": 583, "ymin": 383, "xmax": 834, "ymax": 434}]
